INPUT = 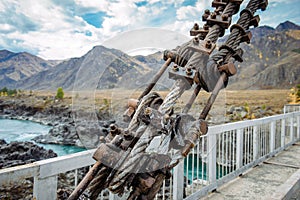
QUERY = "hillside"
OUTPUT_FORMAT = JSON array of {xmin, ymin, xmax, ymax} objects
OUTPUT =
[
  {"xmin": 16, "ymin": 46, "xmax": 152, "ymax": 91},
  {"xmin": 0, "ymin": 50, "xmax": 53, "ymax": 88},
  {"xmin": 1, "ymin": 21, "xmax": 299, "ymax": 91},
  {"xmin": 228, "ymin": 21, "xmax": 300, "ymax": 89}
]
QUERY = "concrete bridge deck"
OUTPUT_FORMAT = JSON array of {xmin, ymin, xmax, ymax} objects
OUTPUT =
[{"xmin": 203, "ymin": 142, "xmax": 300, "ymax": 200}]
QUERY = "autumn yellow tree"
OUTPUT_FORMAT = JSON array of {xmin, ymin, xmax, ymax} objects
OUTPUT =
[{"xmin": 288, "ymin": 85, "xmax": 300, "ymax": 104}]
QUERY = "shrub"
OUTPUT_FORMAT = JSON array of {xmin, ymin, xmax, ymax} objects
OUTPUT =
[
  {"xmin": 0, "ymin": 87, "xmax": 18, "ymax": 96},
  {"xmin": 56, "ymin": 87, "xmax": 64, "ymax": 100}
]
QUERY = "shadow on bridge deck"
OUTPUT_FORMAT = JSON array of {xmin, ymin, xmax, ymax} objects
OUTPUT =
[{"xmin": 203, "ymin": 141, "xmax": 300, "ymax": 200}]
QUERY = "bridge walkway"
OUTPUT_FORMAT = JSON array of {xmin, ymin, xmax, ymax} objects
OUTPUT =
[{"xmin": 203, "ymin": 142, "xmax": 300, "ymax": 200}]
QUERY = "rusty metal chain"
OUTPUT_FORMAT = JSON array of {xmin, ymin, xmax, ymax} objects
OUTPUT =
[
  {"xmin": 206, "ymin": 2, "xmax": 241, "ymax": 43},
  {"xmin": 69, "ymin": 1, "xmax": 268, "ymax": 199},
  {"xmin": 212, "ymin": 0, "xmax": 267, "ymax": 63},
  {"xmin": 108, "ymin": 0, "xmax": 252, "ymax": 197}
]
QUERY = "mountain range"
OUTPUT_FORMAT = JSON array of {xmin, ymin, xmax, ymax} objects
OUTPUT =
[{"xmin": 0, "ymin": 21, "xmax": 299, "ymax": 91}]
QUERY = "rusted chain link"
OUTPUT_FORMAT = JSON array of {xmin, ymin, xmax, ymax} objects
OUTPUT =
[
  {"xmin": 70, "ymin": 1, "xmax": 268, "ymax": 199},
  {"xmin": 212, "ymin": 0, "xmax": 266, "ymax": 62}
]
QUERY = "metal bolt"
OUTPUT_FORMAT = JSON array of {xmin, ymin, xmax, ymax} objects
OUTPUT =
[
  {"xmin": 110, "ymin": 124, "xmax": 117, "ymax": 131},
  {"xmin": 110, "ymin": 124, "xmax": 120, "ymax": 136},
  {"xmin": 205, "ymin": 39, "xmax": 212, "ymax": 49},
  {"xmin": 193, "ymin": 36, "xmax": 199, "ymax": 44},
  {"xmin": 193, "ymin": 23, "xmax": 199, "ymax": 30},
  {"xmin": 203, "ymin": 24, "xmax": 209, "ymax": 30},
  {"xmin": 211, "ymin": 12, "xmax": 216, "ymax": 19},
  {"xmin": 222, "ymin": 14, "xmax": 228, "ymax": 21},
  {"xmin": 173, "ymin": 65, "xmax": 179, "ymax": 72},
  {"xmin": 186, "ymin": 67, "xmax": 193, "ymax": 76}
]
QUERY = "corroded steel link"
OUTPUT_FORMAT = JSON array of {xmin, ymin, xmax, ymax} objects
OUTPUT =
[
  {"xmin": 205, "ymin": 25, "xmax": 223, "ymax": 43},
  {"xmin": 127, "ymin": 92, "xmax": 161, "ymax": 132},
  {"xmin": 68, "ymin": 162, "xmax": 102, "ymax": 200},
  {"xmin": 87, "ymin": 166, "xmax": 111, "ymax": 199},
  {"xmin": 159, "ymin": 79, "xmax": 187, "ymax": 114},
  {"xmin": 205, "ymin": 2, "xmax": 241, "ymax": 43},
  {"xmin": 223, "ymin": 2, "xmax": 239, "ymax": 16},
  {"xmin": 87, "ymin": 94, "xmax": 159, "ymax": 197},
  {"xmin": 109, "ymin": 126, "xmax": 156, "ymax": 192},
  {"xmin": 109, "ymin": 82, "xmax": 188, "ymax": 191},
  {"xmin": 212, "ymin": 0, "xmax": 263, "ymax": 62}
]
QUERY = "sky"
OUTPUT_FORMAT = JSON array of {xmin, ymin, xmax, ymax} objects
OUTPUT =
[{"xmin": 0, "ymin": 0, "xmax": 299, "ymax": 60}]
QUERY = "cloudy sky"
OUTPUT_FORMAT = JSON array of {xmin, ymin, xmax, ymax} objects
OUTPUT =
[{"xmin": 0, "ymin": 0, "xmax": 299, "ymax": 60}]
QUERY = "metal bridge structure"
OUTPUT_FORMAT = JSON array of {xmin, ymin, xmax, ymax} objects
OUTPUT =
[{"xmin": 0, "ymin": 105, "xmax": 299, "ymax": 200}]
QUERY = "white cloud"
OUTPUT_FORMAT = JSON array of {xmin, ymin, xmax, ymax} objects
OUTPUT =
[
  {"xmin": 0, "ymin": 0, "xmax": 105, "ymax": 59},
  {"xmin": 74, "ymin": 0, "xmax": 110, "ymax": 12},
  {"xmin": 176, "ymin": 1, "xmax": 210, "ymax": 21},
  {"xmin": 0, "ymin": 0, "xmax": 299, "ymax": 60}
]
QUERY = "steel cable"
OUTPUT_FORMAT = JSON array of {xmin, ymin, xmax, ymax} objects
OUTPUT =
[{"xmin": 212, "ymin": 0, "xmax": 263, "ymax": 62}]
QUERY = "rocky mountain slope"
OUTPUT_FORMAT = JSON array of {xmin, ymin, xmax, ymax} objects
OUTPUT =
[
  {"xmin": 0, "ymin": 50, "xmax": 53, "ymax": 88},
  {"xmin": 15, "ymin": 45, "xmax": 152, "ymax": 90},
  {"xmin": 1, "ymin": 21, "xmax": 299, "ymax": 90},
  {"xmin": 228, "ymin": 21, "xmax": 300, "ymax": 89}
]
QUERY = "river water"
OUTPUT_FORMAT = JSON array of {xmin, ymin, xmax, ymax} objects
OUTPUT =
[
  {"xmin": 0, "ymin": 119, "xmax": 208, "ymax": 181},
  {"xmin": 0, "ymin": 118, "xmax": 86, "ymax": 156}
]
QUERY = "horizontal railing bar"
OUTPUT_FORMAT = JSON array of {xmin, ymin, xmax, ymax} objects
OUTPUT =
[
  {"xmin": 208, "ymin": 112, "xmax": 300, "ymax": 134},
  {"xmin": 0, "ymin": 149, "xmax": 96, "ymax": 184},
  {"xmin": 38, "ymin": 149, "xmax": 96, "ymax": 178},
  {"xmin": 284, "ymin": 104, "xmax": 300, "ymax": 108},
  {"xmin": 0, "ymin": 162, "xmax": 39, "ymax": 186}
]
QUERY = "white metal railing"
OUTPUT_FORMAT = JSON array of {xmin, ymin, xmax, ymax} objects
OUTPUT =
[
  {"xmin": 180, "ymin": 110, "xmax": 300, "ymax": 200},
  {"xmin": 284, "ymin": 104, "xmax": 300, "ymax": 113},
  {"xmin": 0, "ymin": 149, "xmax": 96, "ymax": 199},
  {"xmin": 0, "ymin": 111, "xmax": 299, "ymax": 199}
]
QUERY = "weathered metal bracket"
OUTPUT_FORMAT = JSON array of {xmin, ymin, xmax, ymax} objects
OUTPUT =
[
  {"xmin": 212, "ymin": 0, "xmax": 228, "ymax": 8},
  {"xmin": 187, "ymin": 38, "xmax": 216, "ymax": 55},
  {"xmin": 190, "ymin": 23, "xmax": 210, "ymax": 38},
  {"xmin": 93, "ymin": 142, "xmax": 123, "ymax": 166},
  {"xmin": 206, "ymin": 12, "xmax": 232, "ymax": 29},
  {"xmin": 168, "ymin": 65, "xmax": 196, "ymax": 85}
]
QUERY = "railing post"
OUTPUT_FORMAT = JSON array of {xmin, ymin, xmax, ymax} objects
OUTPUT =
[
  {"xmin": 297, "ymin": 116, "xmax": 300, "ymax": 140},
  {"xmin": 173, "ymin": 160, "xmax": 184, "ymax": 200},
  {"xmin": 208, "ymin": 133, "xmax": 217, "ymax": 184},
  {"xmin": 290, "ymin": 116, "xmax": 294, "ymax": 143},
  {"xmin": 270, "ymin": 121, "xmax": 276, "ymax": 152},
  {"xmin": 236, "ymin": 129, "xmax": 243, "ymax": 169},
  {"xmin": 33, "ymin": 175, "xmax": 57, "ymax": 200},
  {"xmin": 253, "ymin": 126, "xmax": 259, "ymax": 160},
  {"xmin": 281, "ymin": 119, "xmax": 286, "ymax": 148},
  {"xmin": 74, "ymin": 169, "xmax": 78, "ymax": 187}
]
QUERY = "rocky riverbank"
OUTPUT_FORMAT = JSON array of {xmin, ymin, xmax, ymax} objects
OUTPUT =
[
  {"xmin": 0, "ymin": 94, "xmax": 114, "ymax": 148},
  {"xmin": 0, "ymin": 139, "xmax": 57, "ymax": 169},
  {"xmin": 0, "ymin": 139, "xmax": 58, "ymax": 199},
  {"xmin": 0, "ymin": 92, "xmax": 281, "ymax": 149},
  {"xmin": 0, "ymin": 139, "xmax": 91, "ymax": 200}
]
